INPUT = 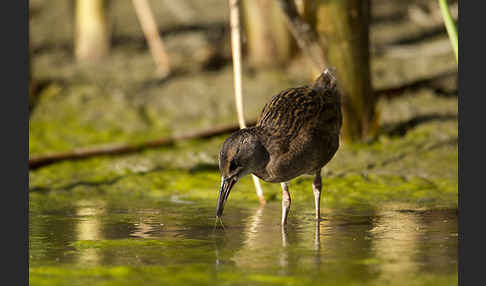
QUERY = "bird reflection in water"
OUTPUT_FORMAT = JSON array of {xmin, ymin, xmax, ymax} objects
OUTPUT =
[{"xmin": 213, "ymin": 202, "xmax": 324, "ymax": 274}]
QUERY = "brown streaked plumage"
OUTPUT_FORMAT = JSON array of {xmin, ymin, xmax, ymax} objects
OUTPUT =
[{"xmin": 216, "ymin": 68, "xmax": 342, "ymax": 224}]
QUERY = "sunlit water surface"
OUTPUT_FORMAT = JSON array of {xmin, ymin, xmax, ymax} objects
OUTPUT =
[{"xmin": 30, "ymin": 197, "xmax": 457, "ymax": 286}]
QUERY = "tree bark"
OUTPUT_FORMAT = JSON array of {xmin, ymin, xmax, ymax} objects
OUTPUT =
[
  {"xmin": 315, "ymin": 0, "xmax": 377, "ymax": 141},
  {"xmin": 75, "ymin": 0, "xmax": 110, "ymax": 62}
]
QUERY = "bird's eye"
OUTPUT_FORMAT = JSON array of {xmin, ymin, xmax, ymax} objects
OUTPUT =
[{"xmin": 229, "ymin": 158, "xmax": 238, "ymax": 172}]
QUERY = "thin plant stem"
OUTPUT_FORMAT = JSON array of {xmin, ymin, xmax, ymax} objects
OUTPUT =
[
  {"xmin": 228, "ymin": 0, "xmax": 266, "ymax": 204},
  {"xmin": 438, "ymin": 0, "xmax": 458, "ymax": 63},
  {"xmin": 132, "ymin": 0, "xmax": 171, "ymax": 77}
]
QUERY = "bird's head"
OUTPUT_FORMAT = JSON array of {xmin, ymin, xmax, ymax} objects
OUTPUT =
[{"xmin": 216, "ymin": 128, "xmax": 268, "ymax": 218}]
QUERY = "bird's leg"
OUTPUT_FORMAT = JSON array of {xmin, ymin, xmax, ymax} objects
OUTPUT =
[
  {"xmin": 313, "ymin": 170, "xmax": 322, "ymax": 221},
  {"xmin": 281, "ymin": 182, "xmax": 291, "ymax": 225}
]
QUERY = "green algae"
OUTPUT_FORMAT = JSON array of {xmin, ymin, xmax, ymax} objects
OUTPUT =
[
  {"xmin": 29, "ymin": 56, "xmax": 457, "ymax": 207},
  {"xmin": 29, "ymin": 265, "xmax": 217, "ymax": 286},
  {"xmin": 66, "ymin": 239, "xmax": 216, "ymax": 268},
  {"xmin": 70, "ymin": 239, "xmax": 205, "ymax": 250},
  {"xmin": 30, "ymin": 166, "xmax": 457, "ymax": 210},
  {"xmin": 29, "ymin": 84, "xmax": 173, "ymax": 156},
  {"xmin": 29, "ymin": 265, "xmax": 457, "ymax": 286},
  {"xmin": 29, "ymin": 94, "xmax": 458, "ymax": 210}
]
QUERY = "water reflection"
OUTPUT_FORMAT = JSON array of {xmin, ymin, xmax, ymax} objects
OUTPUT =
[
  {"xmin": 130, "ymin": 209, "xmax": 161, "ymax": 239},
  {"xmin": 74, "ymin": 199, "xmax": 105, "ymax": 265},
  {"xmin": 415, "ymin": 208, "xmax": 457, "ymax": 274},
  {"xmin": 369, "ymin": 203, "xmax": 458, "ymax": 284},
  {"xmin": 29, "ymin": 197, "xmax": 458, "ymax": 284},
  {"xmin": 369, "ymin": 206, "xmax": 420, "ymax": 283},
  {"xmin": 280, "ymin": 225, "xmax": 289, "ymax": 270},
  {"xmin": 313, "ymin": 220, "xmax": 321, "ymax": 269}
]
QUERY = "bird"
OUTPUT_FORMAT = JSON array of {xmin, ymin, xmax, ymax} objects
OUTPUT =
[{"xmin": 216, "ymin": 68, "xmax": 342, "ymax": 225}]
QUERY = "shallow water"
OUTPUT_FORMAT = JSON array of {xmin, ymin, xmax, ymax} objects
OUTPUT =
[{"xmin": 30, "ymin": 197, "xmax": 457, "ymax": 286}]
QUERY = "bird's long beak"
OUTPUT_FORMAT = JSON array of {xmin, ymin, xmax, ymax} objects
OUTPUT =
[{"xmin": 216, "ymin": 176, "xmax": 236, "ymax": 218}]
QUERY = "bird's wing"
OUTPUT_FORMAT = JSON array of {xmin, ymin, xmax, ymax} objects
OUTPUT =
[{"xmin": 256, "ymin": 86, "xmax": 328, "ymax": 153}]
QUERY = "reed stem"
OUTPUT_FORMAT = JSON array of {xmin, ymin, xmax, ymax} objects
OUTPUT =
[
  {"xmin": 228, "ymin": 0, "xmax": 266, "ymax": 204},
  {"xmin": 438, "ymin": 0, "xmax": 458, "ymax": 63}
]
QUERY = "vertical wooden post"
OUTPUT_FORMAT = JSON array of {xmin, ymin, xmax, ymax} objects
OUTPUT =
[
  {"xmin": 242, "ymin": 0, "xmax": 294, "ymax": 67},
  {"xmin": 75, "ymin": 0, "xmax": 110, "ymax": 63},
  {"xmin": 315, "ymin": 0, "xmax": 377, "ymax": 141}
]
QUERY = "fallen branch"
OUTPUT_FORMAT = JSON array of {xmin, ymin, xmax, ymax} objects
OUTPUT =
[{"xmin": 29, "ymin": 120, "xmax": 256, "ymax": 170}]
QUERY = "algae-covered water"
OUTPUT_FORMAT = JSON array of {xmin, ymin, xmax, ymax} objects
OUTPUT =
[
  {"xmin": 29, "ymin": 114, "xmax": 458, "ymax": 286},
  {"xmin": 30, "ymin": 190, "xmax": 457, "ymax": 286}
]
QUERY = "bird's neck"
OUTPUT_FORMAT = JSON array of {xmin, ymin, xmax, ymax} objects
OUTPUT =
[
  {"xmin": 243, "ymin": 126, "xmax": 272, "ymax": 180},
  {"xmin": 246, "ymin": 125, "xmax": 271, "ymax": 146}
]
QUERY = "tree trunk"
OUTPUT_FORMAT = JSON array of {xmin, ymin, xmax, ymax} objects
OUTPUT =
[
  {"xmin": 241, "ymin": 0, "xmax": 294, "ymax": 67},
  {"xmin": 314, "ymin": 0, "xmax": 378, "ymax": 141},
  {"xmin": 75, "ymin": 0, "xmax": 110, "ymax": 62}
]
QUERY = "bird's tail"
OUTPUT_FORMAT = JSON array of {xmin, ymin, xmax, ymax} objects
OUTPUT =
[{"xmin": 312, "ymin": 67, "xmax": 337, "ymax": 91}]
